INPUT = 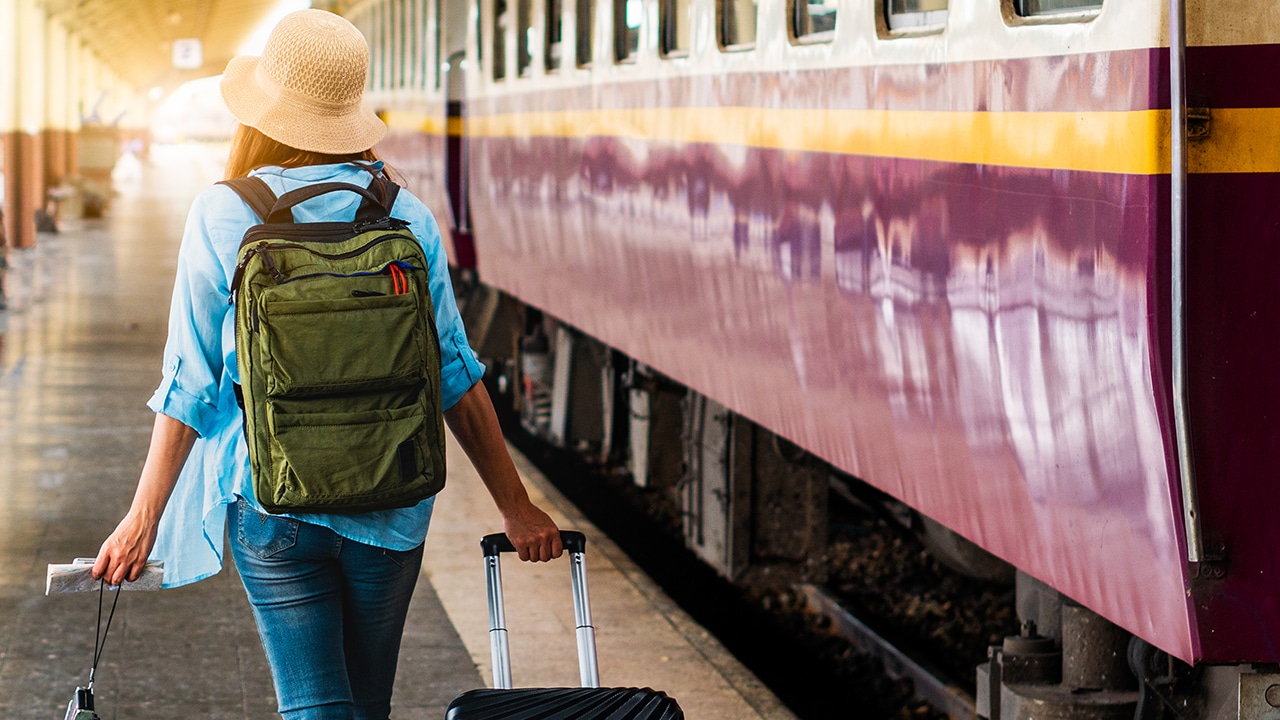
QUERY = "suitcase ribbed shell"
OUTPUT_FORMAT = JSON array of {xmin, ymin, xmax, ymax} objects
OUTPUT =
[{"xmin": 446, "ymin": 687, "xmax": 684, "ymax": 719}]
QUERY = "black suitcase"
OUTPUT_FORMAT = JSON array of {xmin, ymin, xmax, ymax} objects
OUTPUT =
[{"xmin": 446, "ymin": 531, "xmax": 684, "ymax": 719}]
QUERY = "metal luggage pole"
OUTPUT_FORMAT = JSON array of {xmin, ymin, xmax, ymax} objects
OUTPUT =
[
  {"xmin": 484, "ymin": 552, "xmax": 514, "ymax": 689},
  {"xmin": 482, "ymin": 531, "xmax": 599, "ymax": 690},
  {"xmin": 568, "ymin": 550, "xmax": 600, "ymax": 688}
]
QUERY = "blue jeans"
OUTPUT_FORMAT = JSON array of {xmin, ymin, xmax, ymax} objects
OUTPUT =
[{"xmin": 229, "ymin": 501, "xmax": 424, "ymax": 719}]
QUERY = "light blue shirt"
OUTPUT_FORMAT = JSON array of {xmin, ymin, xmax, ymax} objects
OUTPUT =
[{"xmin": 148, "ymin": 162, "xmax": 484, "ymax": 588}]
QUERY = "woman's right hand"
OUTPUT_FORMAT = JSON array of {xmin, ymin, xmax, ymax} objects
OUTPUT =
[{"xmin": 92, "ymin": 510, "xmax": 161, "ymax": 586}]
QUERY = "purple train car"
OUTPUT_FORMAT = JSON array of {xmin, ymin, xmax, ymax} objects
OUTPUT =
[{"xmin": 355, "ymin": 0, "xmax": 1280, "ymax": 714}]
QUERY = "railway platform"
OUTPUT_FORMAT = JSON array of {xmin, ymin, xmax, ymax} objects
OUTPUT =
[{"xmin": 0, "ymin": 144, "xmax": 796, "ymax": 720}]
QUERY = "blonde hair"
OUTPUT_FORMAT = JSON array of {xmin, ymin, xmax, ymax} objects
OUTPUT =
[{"xmin": 224, "ymin": 124, "xmax": 385, "ymax": 180}]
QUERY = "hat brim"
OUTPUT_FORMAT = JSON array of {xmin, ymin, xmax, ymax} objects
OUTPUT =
[{"xmin": 220, "ymin": 55, "xmax": 386, "ymax": 155}]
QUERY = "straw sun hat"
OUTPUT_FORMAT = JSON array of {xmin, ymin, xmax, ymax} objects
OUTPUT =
[{"xmin": 221, "ymin": 9, "xmax": 385, "ymax": 155}]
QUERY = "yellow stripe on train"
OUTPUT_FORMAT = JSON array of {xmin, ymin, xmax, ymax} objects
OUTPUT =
[{"xmin": 387, "ymin": 106, "xmax": 1280, "ymax": 175}]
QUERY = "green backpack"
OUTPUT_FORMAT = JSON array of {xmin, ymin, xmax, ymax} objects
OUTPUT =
[{"xmin": 222, "ymin": 170, "xmax": 445, "ymax": 514}]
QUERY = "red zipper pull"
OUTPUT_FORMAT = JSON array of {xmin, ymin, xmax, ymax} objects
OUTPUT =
[{"xmin": 389, "ymin": 263, "xmax": 406, "ymax": 294}]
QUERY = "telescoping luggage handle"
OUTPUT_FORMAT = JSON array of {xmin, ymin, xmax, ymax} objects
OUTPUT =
[{"xmin": 480, "ymin": 531, "xmax": 599, "ymax": 691}]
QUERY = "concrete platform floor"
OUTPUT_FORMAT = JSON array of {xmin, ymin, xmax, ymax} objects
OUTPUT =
[{"xmin": 0, "ymin": 144, "xmax": 796, "ymax": 719}]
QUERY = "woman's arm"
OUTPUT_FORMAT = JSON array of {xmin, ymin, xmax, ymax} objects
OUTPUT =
[
  {"xmin": 444, "ymin": 381, "xmax": 563, "ymax": 562},
  {"xmin": 92, "ymin": 413, "xmax": 198, "ymax": 586}
]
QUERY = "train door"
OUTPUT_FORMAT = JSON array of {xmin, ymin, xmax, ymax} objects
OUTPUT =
[
  {"xmin": 443, "ymin": 51, "xmax": 475, "ymax": 268},
  {"xmin": 441, "ymin": 0, "xmax": 476, "ymax": 268}
]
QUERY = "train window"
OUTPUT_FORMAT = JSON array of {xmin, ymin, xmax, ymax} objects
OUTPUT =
[
  {"xmin": 792, "ymin": 0, "xmax": 836, "ymax": 41},
  {"xmin": 368, "ymin": 3, "xmax": 379, "ymax": 89},
  {"xmin": 374, "ymin": 2, "xmax": 387, "ymax": 89},
  {"xmin": 386, "ymin": 0, "xmax": 396, "ymax": 88},
  {"xmin": 547, "ymin": 0, "xmax": 564, "ymax": 71},
  {"xmin": 661, "ymin": 0, "xmax": 692, "ymax": 56},
  {"xmin": 576, "ymin": 0, "xmax": 595, "ymax": 66},
  {"xmin": 476, "ymin": 0, "xmax": 484, "ymax": 70},
  {"xmin": 396, "ymin": 0, "xmax": 407, "ymax": 88},
  {"xmin": 718, "ymin": 0, "xmax": 757, "ymax": 49},
  {"xmin": 355, "ymin": 9, "xmax": 373, "ymax": 89},
  {"xmin": 1014, "ymin": 0, "xmax": 1101, "ymax": 15},
  {"xmin": 434, "ymin": 0, "xmax": 443, "ymax": 88},
  {"xmin": 517, "ymin": 0, "xmax": 533, "ymax": 75},
  {"xmin": 884, "ymin": 0, "xmax": 947, "ymax": 31},
  {"xmin": 493, "ymin": 0, "xmax": 509, "ymax": 79},
  {"xmin": 412, "ymin": 0, "xmax": 422, "ymax": 87},
  {"xmin": 614, "ymin": 0, "xmax": 641, "ymax": 62}
]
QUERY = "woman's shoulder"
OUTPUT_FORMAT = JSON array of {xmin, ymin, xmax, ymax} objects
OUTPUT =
[
  {"xmin": 389, "ymin": 185, "xmax": 438, "ymax": 230},
  {"xmin": 184, "ymin": 182, "xmax": 264, "ymax": 257},
  {"xmin": 192, "ymin": 181, "xmax": 262, "ymax": 220}
]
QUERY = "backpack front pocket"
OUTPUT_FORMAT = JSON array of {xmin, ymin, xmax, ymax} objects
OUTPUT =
[
  {"xmin": 266, "ymin": 403, "xmax": 433, "ymax": 512},
  {"xmin": 260, "ymin": 291, "xmax": 422, "ymax": 397}
]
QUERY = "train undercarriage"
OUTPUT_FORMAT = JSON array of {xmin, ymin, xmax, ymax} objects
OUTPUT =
[{"xmin": 456, "ymin": 277, "xmax": 1278, "ymax": 720}]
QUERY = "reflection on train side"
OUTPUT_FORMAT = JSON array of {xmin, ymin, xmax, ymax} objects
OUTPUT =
[{"xmin": 488, "ymin": 135, "xmax": 1172, "ymax": 554}]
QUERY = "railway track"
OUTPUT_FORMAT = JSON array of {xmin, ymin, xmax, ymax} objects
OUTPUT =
[{"xmin": 797, "ymin": 584, "xmax": 977, "ymax": 720}]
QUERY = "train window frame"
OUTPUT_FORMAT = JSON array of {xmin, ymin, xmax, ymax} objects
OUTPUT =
[
  {"xmin": 717, "ymin": 0, "xmax": 757, "ymax": 52},
  {"xmin": 998, "ymin": 0, "xmax": 1100, "ymax": 23},
  {"xmin": 546, "ymin": 0, "xmax": 565, "ymax": 72},
  {"xmin": 660, "ymin": 0, "xmax": 692, "ymax": 58},
  {"xmin": 613, "ymin": 0, "xmax": 641, "ymax": 64},
  {"xmin": 880, "ymin": 0, "xmax": 948, "ymax": 36},
  {"xmin": 576, "ymin": 0, "xmax": 595, "ymax": 67},
  {"xmin": 788, "ymin": 0, "xmax": 836, "ymax": 44}
]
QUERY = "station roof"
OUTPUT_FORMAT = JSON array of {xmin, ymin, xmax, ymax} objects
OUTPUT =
[{"xmin": 42, "ymin": 0, "xmax": 302, "ymax": 92}]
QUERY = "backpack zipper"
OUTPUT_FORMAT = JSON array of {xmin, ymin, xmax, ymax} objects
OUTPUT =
[
  {"xmin": 273, "ymin": 261, "xmax": 420, "ymax": 288},
  {"xmin": 240, "ymin": 261, "xmax": 419, "ymax": 334},
  {"xmin": 230, "ymin": 233, "xmax": 413, "ymax": 303}
]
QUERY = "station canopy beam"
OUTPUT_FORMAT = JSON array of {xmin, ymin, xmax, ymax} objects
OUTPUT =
[{"xmin": 39, "ymin": 0, "xmax": 283, "ymax": 93}]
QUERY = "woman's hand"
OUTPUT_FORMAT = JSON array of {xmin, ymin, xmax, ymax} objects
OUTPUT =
[
  {"xmin": 503, "ymin": 502, "xmax": 563, "ymax": 563},
  {"xmin": 92, "ymin": 510, "xmax": 161, "ymax": 586}
]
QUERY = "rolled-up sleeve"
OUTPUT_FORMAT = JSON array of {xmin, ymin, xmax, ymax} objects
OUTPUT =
[
  {"xmin": 406, "ymin": 203, "xmax": 486, "ymax": 410},
  {"xmin": 147, "ymin": 191, "xmax": 232, "ymax": 437}
]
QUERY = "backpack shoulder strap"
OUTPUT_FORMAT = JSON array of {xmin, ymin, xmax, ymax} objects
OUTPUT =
[
  {"xmin": 350, "ymin": 161, "xmax": 402, "ymax": 219},
  {"xmin": 220, "ymin": 170, "xmax": 402, "ymax": 225},
  {"xmin": 351, "ymin": 173, "xmax": 401, "ymax": 224},
  {"xmin": 217, "ymin": 177, "xmax": 277, "ymax": 223}
]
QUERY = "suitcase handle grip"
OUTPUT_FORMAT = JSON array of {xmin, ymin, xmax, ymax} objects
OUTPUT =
[{"xmin": 481, "ymin": 530, "xmax": 586, "ymax": 557}]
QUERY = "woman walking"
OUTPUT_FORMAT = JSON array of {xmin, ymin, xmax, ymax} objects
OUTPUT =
[{"xmin": 91, "ymin": 10, "xmax": 562, "ymax": 719}]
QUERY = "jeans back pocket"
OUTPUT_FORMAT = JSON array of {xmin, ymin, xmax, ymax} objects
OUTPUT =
[{"xmin": 235, "ymin": 502, "xmax": 300, "ymax": 559}]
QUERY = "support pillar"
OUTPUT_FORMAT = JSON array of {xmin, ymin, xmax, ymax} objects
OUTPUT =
[
  {"xmin": 2, "ymin": 0, "xmax": 49, "ymax": 249},
  {"xmin": 1, "ymin": 0, "xmax": 21, "ymax": 253},
  {"xmin": 2, "ymin": 132, "xmax": 39, "ymax": 249}
]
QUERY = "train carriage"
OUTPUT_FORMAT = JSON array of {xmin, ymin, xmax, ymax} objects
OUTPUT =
[{"xmin": 342, "ymin": 0, "xmax": 1280, "ymax": 715}]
